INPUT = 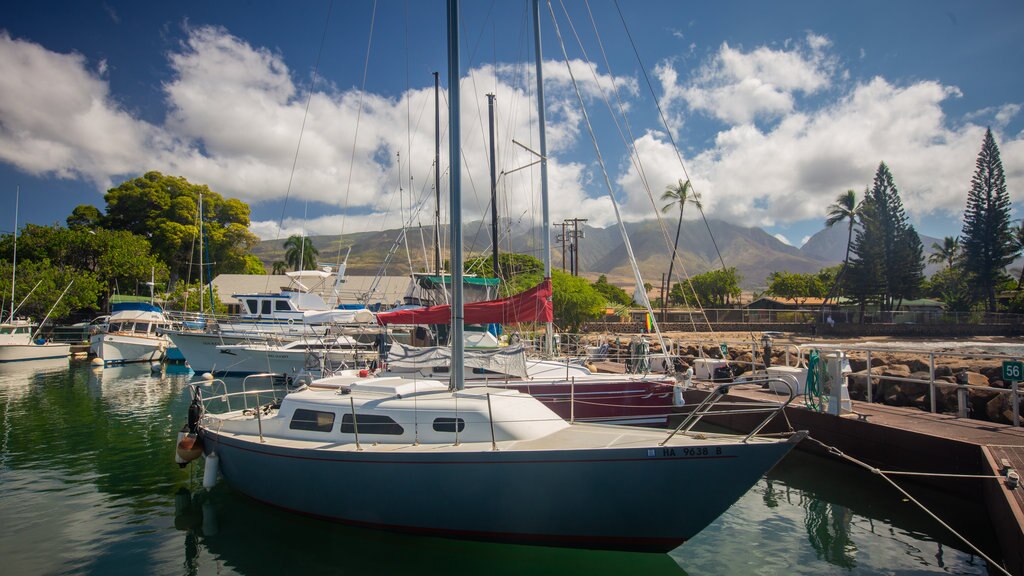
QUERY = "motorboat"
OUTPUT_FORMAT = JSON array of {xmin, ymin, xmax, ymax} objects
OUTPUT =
[
  {"xmin": 0, "ymin": 319, "xmax": 71, "ymax": 362},
  {"xmin": 90, "ymin": 303, "xmax": 173, "ymax": 364},
  {"xmin": 211, "ymin": 334, "xmax": 375, "ymax": 376}
]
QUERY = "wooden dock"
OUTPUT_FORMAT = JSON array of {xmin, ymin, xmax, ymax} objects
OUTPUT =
[{"xmin": 674, "ymin": 384, "xmax": 1024, "ymax": 575}]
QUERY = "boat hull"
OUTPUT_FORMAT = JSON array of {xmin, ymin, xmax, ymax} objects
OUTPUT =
[
  {"xmin": 92, "ymin": 334, "xmax": 166, "ymax": 364},
  {"xmin": 500, "ymin": 379, "xmax": 677, "ymax": 426},
  {"xmin": 164, "ymin": 331, "xmax": 270, "ymax": 373},
  {"xmin": 211, "ymin": 347, "xmax": 366, "ymax": 376},
  {"xmin": 0, "ymin": 343, "xmax": 71, "ymax": 362},
  {"xmin": 200, "ymin": 429, "xmax": 795, "ymax": 551}
]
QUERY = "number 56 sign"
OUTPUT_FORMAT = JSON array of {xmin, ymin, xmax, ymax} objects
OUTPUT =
[{"xmin": 1002, "ymin": 361, "xmax": 1024, "ymax": 382}]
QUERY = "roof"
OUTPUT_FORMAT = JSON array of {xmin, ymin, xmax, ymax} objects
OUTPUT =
[
  {"xmin": 745, "ymin": 296, "xmax": 832, "ymax": 308},
  {"xmin": 211, "ymin": 274, "xmax": 410, "ymax": 307}
]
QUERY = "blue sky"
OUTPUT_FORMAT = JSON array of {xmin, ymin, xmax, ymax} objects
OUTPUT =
[{"xmin": 1, "ymin": 0, "xmax": 1022, "ymax": 251}]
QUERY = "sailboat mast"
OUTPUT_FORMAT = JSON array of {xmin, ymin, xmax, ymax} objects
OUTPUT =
[
  {"xmin": 434, "ymin": 71, "xmax": 442, "ymax": 276},
  {"xmin": 487, "ymin": 93, "xmax": 499, "ymax": 278},
  {"xmin": 532, "ymin": 0, "xmax": 553, "ymax": 355},
  {"xmin": 9, "ymin": 186, "xmax": 18, "ymax": 321},
  {"xmin": 198, "ymin": 192, "xmax": 204, "ymax": 314},
  {"xmin": 447, "ymin": 0, "xmax": 464, "ymax": 391}
]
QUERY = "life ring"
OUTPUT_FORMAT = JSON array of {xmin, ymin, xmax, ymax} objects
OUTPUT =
[{"xmin": 287, "ymin": 318, "xmax": 295, "ymax": 326}]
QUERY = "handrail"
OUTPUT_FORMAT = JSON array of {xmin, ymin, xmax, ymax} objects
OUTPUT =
[{"xmin": 661, "ymin": 377, "xmax": 797, "ymax": 446}]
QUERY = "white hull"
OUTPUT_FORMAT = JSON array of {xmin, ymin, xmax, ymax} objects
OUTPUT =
[
  {"xmin": 163, "ymin": 331, "xmax": 276, "ymax": 373},
  {"xmin": 92, "ymin": 334, "xmax": 167, "ymax": 364},
  {"xmin": 211, "ymin": 346, "xmax": 367, "ymax": 376},
  {"xmin": 0, "ymin": 342, "xmax": 71, "ymax": 362}
]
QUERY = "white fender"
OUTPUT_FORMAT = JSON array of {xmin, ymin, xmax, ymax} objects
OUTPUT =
[
  {"xmin": 203, "ymin": 452, "xmax": 219, "ymax": 490},
  {"xmin": 174, "ymin": 431, "xmax": 187, "ymax": 465}
]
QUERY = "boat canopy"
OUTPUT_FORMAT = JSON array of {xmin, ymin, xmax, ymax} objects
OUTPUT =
[
  {"xmin": 386, "ymin": 342, "xmax": 528, "ymax": 379},
  {"xmin": 111, "ymin": 302, "xmax": 163, "ymax": 313},
  {"xmin": 377, "ymin": 280, "xmax": 551, "ymax": 326}
]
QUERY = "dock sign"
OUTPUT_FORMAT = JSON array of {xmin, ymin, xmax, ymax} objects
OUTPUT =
[{"xmin": 1002, "ymin": 361, "xmax": 1023, "ymax": 382}]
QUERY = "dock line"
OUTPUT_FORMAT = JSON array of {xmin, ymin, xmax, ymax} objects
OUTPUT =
[{"xmin": 804, "ymin": 435, "xmax": 1012, "ymax": 576}]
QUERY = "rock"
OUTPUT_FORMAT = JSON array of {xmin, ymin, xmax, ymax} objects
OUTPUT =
[
  {"xmin": 848, "ymin": 356, "xmax": 885, "ymax": 372},
  {"xmin": 847, "ymin": 371, "xmax": 880, "ymax": 401},
  {"xmin": 934, "ymin": 365, "xmax": 954, "ymax": 378},
  {"xmin": 979, "ymin": 365, "xmax": 1004, "ymax": 383},
  {"xmin": 905, "ymin": 358, "xmax": 931, "ymax": 373},
  {"xmin": 969, "ymin": 387, "xmax": 1001, "ymax": 420},
  {"xmin": 964, "ymin": 371, "xmax": 990, "ymax": 387},
  {"xmin": 986, "ymin": 393, "xmax": 1013, "ymax": 424}
]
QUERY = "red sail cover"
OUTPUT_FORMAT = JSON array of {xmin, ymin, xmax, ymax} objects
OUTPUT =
[{"xmin": 377, "ymin": 280, "xmax": 552, "ymax": 325}]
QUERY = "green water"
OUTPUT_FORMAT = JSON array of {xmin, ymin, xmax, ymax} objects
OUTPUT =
[{"xmin": 0, "ymin": 360, "xmax": 1000, "ymax": 575}]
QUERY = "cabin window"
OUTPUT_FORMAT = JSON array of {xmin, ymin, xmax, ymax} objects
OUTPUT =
[
  {"xmin": 289, "ymin": 409, "xmax": 336, "ymax": 432},
  {"xmin": 245, "ymin": 299, "xmax": 258, "ymax": 314},
  {"xmin": 135, "ymin": 322, "xmax": 151, "ymax": 334},
  {"xmin": 432, "ymin": 417, "xmax": 465, "ymax": 433},
  {"xmin": 108, "ymin": 323, "xmax": 123, "ymax": 332},
  {"xmin": 261, "ymin": 300, "xmax": 272, "ymax": 315},
  {"xmin": 433, "ymin": 366, "xmax": 450, "ymax": 374},
  {"xmin": 275, "ymin": 300, "xmax": 291, "ymax": 311},
  {"xmin": 341, "ymin": 414, "xmax": 404, "ymax": 435}
]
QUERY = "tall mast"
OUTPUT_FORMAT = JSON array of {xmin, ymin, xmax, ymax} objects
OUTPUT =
[
  {"xmin": 198, "ymin": 193, "xmax": 204, "ymax": 314},
  {"xmin": 532, "ymin": 0, "xmax": 553, "ymax": 355},
  {"xmin": 434, "ymin": 71, "xmax": 442, "ymax": 275},
  {"xmin": 447, "ymin": 0, "xmax": 464, "ymax": 391},
  {"xmin": 9, "ymin": 186, "xmax": 18, "ymax": 321},
  {"xmin": 487, "ymin": 93, "xmax": 499, "ymax": 278}
]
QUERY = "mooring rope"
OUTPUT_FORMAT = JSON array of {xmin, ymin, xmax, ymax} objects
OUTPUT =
[{"xmin": 804, "ymin": 435, "xmax": 1012, "ymax": 576}]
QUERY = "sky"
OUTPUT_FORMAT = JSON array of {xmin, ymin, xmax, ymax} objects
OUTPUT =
[{"xmin": 1, "ymin": 0, "xmax": 1023, "ymax": 255}]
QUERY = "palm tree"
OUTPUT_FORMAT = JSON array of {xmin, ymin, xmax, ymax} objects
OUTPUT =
[
  {"xmin": 283, "ymin": 235, "xmax": 319, "ymax": 271},
  {"xmin": 825, "ymin": 189, "xmax": 864, "ymax": 271},
  {"xmin": 928, "ymin": 236, "xmax": 961, "ymax": 269},
  {"xmin": 1012, "ymin": 223, "xmax": 1024, "ymax": 290},
  {"xmin": 271, "ymin": 261, "xmax": 288, "ymax": 275},
  {"xmin": 660, "ymin": 179, "xmax": 700, "ymax": 306}
]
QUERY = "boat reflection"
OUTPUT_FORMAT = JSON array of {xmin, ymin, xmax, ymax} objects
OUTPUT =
[
  {"xmin": 0, "ymin": 357, "xmax": 70, "ymax": 401},
  {"xmin": 173, "ymin": 485, "xmax": 687, "ymax": 576}
]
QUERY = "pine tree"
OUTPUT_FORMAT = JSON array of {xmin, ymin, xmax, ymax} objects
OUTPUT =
[
  {"xmin": 843, "ymin": 163, "xmax": 924, "ymax": 319},
  {"xmin": 962, "ymin": 128, "xmax": 1017, "ymax": 311}
]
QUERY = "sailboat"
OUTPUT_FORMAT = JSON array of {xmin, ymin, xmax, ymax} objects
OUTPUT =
[
  {"xmin": 0, "ymin": 187, "xmax": 71, "ymax": 362},
  {"xmin": 188, "ymin": 0, "xmax": 802, "ymax": 551}
]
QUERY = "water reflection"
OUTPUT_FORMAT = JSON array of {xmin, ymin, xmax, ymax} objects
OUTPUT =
[
  {"xmin": 0, "ymin": 362, "xmax": 1003, "ymax": 575},
  {"xmin": 172, "ymin": 484, "xmax": 685, "ymax": 576}
]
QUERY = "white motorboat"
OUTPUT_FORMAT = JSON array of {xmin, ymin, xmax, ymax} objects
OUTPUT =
[
  {"xmin": 211, "ymin": 334, "xmax": 375, "ymax": 376},
  {"xmin": 90, "ymin": 303, "xmax": 173, "ymax": 364},
  {"xmin": 0, "ymin": 319, "xmax": 71, "ymax": 362}
]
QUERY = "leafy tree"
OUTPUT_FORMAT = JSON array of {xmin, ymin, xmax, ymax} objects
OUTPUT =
[
  {"xmin": 660, "ymin": 179, "xmax": 699, "ymax": 294},
  {"xmin": 670, "ymin": 267, "xmax": 741, "ymax": 307},
  {"xmin": 103, "ymin": 171, "xmax": 259, "ymax": 281},
  {"xmin": 961, "ymin": 128, "xmax": 1017, "ymax": 311},
  {"xmin": 272, "ymin": 261, "xmax": 288, "ymax": 275},
  {"xmin": 765, "ymin": 271, "xmax": 828, "ymax": 304},
  {"xmin": 1012, "ymin": 224, "xmax": 1024, "ymax": 290},
  {"xmin": 928, "ymin": 236, "xmax": 961, "ymax": 269},
  {"xmin": 163, "ymin": 281, "xmax": 228, "ymax": 314},
  {"xmin": 924, "ymin": 266, "xmax": 973, "ymax": 313},
  {"xmin": 284, "ymin": 235, "xmax": 319, "ymax": 271},
  {"xmin": 240, "ymin": 254, "xmax": 267, "ymax": 275},
  {"xmin": 551, "ymin": 270, "xmax": 605, "ymax": 331},
  {"xmin": 66, "ymin": 204, "xmax": 103, "ymax": 230},
  {"xmin": 591, "ymin": 275, "xmax": 631, "ymax": 307},
  {"xmin": 464, "ymin": 253, "xmax": 544, "ymax": 280},
  {"xmin": 0, "ymin": 259, "xmax": 103, "ymax": 321}
]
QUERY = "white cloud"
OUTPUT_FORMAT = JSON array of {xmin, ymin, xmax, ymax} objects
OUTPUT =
[
  {"xmin": 800, "ymin": 235, "xmax": 811, "ymax": 247},
  {"xmin": 664, "ymin": 33, "xmax": 838, "ymax": 125},
  {"xmin": 773, "ymin": 233, "xmax": 792, "ymax": 246}
]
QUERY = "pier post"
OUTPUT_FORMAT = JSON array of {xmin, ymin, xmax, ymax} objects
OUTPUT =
[
  {"xmin": 1013, "ymin": 381, "xmax": 1020, "ymax": 428},
  {"xmin": 929, "ymin": 353, "xmax": 936, "ymax": 413},
  {"xmin": 866, "ymin": 350, "xmax": 873, "ymax": 404}
]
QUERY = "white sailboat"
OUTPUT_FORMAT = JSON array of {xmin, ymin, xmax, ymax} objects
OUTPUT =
[{"xmin": 186, "ymin": 1, "xmax": 804, "ymax": 551}]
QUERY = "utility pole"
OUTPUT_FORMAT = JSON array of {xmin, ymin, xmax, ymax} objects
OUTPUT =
[
  {"xmin": 487, "ymin": 93, "xmax": 499, "ymax": 278},
  {"xmin": 553, "ymin": 222, "xmax": 568, "ymax": 273},
  {"xmin": 564, "ymin": 218, "xmax": 587, "ymax": 276},
  {"xmin": 433, "ymin": 71, "xmax": 442, "ymax": 275}
]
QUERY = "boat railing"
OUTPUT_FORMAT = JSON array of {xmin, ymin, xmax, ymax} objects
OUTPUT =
[
  {"xmin": 662, "ymin": 377, "xmax": 798, "ymax": 445},
  {"xmin": 198, "ymin": 373, "xmax": 286, "ymax": 415}
]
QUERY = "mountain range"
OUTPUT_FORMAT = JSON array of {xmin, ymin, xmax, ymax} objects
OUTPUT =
[{"xmin": 252, "ymin": 219, "xmax": 944, "ymax": 290}]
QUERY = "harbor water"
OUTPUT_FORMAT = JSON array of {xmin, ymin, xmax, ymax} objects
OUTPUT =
[{"xmin": 0, "ymin": 359, "xmax": 1002, "ymax": 575}]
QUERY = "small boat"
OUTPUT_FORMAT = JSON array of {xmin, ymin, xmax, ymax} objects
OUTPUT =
[
  {"xmin": 0, "ymin": 319, "xmax": 71, "ymax": 362},
  {"xmin": 211, "ymin": 334, "xmax": 375, "ymax": 376},
  {"xmin": 90, "ymin": 303, "xmax": 172, "ymax": 364}
]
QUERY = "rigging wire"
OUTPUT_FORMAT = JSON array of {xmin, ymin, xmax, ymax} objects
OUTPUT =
[
  {"xmin": 543, "ymin": 0, "xmax": 671, "ymax": 366},
  {"xmin": 612, "ymin": 0, "xmax": 727, "ymax": 275},
  {"xmin": 337, "ymin": 0, "xmax": 379, "ymax": 267},
  {"xmin": 268, "ymin": 0, "xmax": 335, "ymax": 295}
]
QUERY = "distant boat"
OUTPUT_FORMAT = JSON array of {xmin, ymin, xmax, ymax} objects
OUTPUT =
[
  {"xmin": 187, "ymin": 0, "xmax": 803, "ymax": 552},
  {"xmin": 0, "ymin": 319, "xmax": 71, "ymax": 362},
  {"xmin": 90, "ymin": 302, "xmax": 172, "ymax": 364}
]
